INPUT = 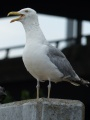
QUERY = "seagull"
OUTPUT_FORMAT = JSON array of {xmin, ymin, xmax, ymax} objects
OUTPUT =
[{"xmin": 8, "ymin": 8, "xmax": 90, "ymax": 99}]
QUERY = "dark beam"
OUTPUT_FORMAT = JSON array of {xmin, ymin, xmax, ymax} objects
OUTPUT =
[{"xmin": 0, "ymin": 1, "xmax": 90, "ymax": 21}]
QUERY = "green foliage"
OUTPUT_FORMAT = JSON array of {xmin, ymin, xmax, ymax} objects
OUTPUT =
[
  {"xmin": 21, "ymin": 90, "xmax": 30, "ymax": 100},
  {"xmin": 3, "ymin": 91, "xmax": 13, "ymax": 103},
  {"xmin": 2, "ymin": 88, "xmax": 46, "ymax": 103}
]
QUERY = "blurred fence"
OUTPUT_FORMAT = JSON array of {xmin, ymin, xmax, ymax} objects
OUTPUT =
[{"xmin": 0, "ymin": 35, "xmax": 90, "ymax": 59}]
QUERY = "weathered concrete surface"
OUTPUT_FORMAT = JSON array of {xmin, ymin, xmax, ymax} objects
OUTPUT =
[{"xmin": 0, "ymin": 98, "xmax": 85, "ymax": 120}]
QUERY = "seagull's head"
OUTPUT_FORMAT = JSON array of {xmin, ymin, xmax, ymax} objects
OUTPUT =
[{"xmin": 8, "ymin": 8, "xmax": 38, "ymax": 23}]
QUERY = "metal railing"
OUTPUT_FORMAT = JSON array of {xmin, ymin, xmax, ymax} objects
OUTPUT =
[{"xmin": 0, "ymin": 35, "xmax": 89, "ymax": 59}]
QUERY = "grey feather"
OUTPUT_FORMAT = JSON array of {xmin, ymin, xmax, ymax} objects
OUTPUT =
[
  {"xmin": 47, "ymin": 45, "xmax": 78, "ymax": 79},
  {"xmin": 47, "ymin": 45, "xmax": 90, "ymax": 86}
]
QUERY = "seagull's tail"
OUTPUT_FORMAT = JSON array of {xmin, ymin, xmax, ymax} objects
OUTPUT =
[
  {"xmin": 62, "ymin": 76, "xmax": 90, "ymax": 87},
  {"xmin": 79, "ymin": 78, "xmax": 90, "ymax": 87},
  {"xmin": 69, "ymin": 77, "xmax": 90, "ymax": 87}
]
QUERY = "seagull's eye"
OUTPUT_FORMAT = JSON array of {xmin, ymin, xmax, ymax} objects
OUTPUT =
[{"xmin": 25, "ymin": 10, "xmax": 29, "ymax": 13}]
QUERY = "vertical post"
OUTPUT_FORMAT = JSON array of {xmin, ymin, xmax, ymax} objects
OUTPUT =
[
  {"xmin": 67, "ymin": 19, "xmax": 74, "ymax": 38},
  {"xmin": 76, "ymin": 20, "xmax": 82, "ymax": 44},
  {"xmin": 67, "ymin": 19, "xmax": 82, "ymax": 45},
  {"xmin": 66, "ymin": 19, "xmax": 74, "ymax": 47}
]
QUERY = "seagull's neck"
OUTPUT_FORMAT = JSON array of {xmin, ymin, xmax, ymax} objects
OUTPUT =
[
  {"xmin": 22, "ymin": 20, "xmax": 47, "ymax": 44},
  {"xmin": 22, "ymin": 20, "xmax": 39, "ymax": 32}
]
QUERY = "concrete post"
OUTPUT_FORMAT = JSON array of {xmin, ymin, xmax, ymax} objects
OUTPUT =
[{"xmin": 0, "ymin": 98, "xmax": 85, "ymax": 120}]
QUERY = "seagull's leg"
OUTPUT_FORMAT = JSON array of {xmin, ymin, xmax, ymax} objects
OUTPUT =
[
  {"xmin": 36, "ymin": 79, "xmax": 40, "ymax": 99},
  {"xmin": 47, "ymin": 80, "xmax": 51, "ymax": 98}
]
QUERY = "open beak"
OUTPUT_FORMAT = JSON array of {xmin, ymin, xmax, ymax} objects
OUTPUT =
[{"xmin": 7, "ymin": 11, "xmax": 25, "ymax": 23}]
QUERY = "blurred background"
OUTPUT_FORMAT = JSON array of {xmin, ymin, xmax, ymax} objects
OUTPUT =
[{"xmin": 0, "ymin": 1, "xmax": 90, "ymax": 119}]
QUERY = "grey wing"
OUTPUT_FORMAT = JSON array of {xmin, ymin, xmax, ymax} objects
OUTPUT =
[{"xmin": 47, "ymin": 45, "xmax": 78, "ymax": 78}]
